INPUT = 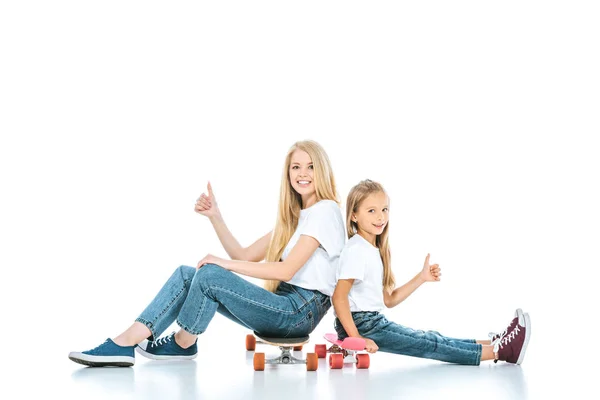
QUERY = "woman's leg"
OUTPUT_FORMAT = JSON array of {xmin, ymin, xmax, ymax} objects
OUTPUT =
[
  {"xmin": 145, "ymin": 264, "xmax": 326, "ymax": 354},
  {"xmin": 111, "ymin": 265, "xmax": 197, "ymax": 346},
  {"xmin": 69, "ymin": 265, "xmax": 197, "ymax": 366},
  {"xmin": 173, "ymin": 303, "xmax": 252, "ymax": 348},
  {"xmin": 174, "ymin": 264, "xmax": 319, "ymax": 339}
]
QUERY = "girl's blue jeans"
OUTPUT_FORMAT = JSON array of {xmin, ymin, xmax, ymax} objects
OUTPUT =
[
  {"xmin": 335, "ymin": 311, "xmax": 482, "ymax": 365},
  {"xmin": 136, "ymin": 264, "xmax": 331, "ymax": 340}
]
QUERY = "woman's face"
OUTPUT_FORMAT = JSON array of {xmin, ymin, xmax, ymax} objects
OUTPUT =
[{"xmin": 289, "ymin": 149, "xmax": 315, "ymax": 197}]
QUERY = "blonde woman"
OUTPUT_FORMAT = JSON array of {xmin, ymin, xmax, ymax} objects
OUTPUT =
[
  {"xmin": 332, "ymin": 179, "xmax": 531, "ymax": 365},
  {"xmin": 69, "ymin": 140, "xmax": 345, "ymax": 367}
]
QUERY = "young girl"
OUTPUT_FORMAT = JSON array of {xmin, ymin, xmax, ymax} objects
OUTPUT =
[
  {"xmin": 69, "ymin": 140, "xmax": 346, "ymax": 367},
  {"xmin": 332, "ymin": 179, "xmax": 531, "ymax": 365}
]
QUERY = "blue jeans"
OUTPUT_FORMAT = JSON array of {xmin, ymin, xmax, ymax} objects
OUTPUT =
[
  {"xmin": 136, "ymin": 264, "xmax": 331, "ymax": 340},
  {"xmin": 334, "ymin": 312, "xmax": 482, "ymax": 365}
]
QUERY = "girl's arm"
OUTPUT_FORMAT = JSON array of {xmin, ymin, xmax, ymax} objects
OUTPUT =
[
  {"xmin": 332, "ymin": 279, "xmax": 361, "ymax": 337},
  {"xmin": 384, "ymin": 253, "xmax": 441, "ymax": 308},
  {"xmin": 383, "ymin": 273, "xmax": 425, "ymax": 308},
  {"xmin": 197, "ymin": 235, "xmax": 320, "ymax": 281},
  {"xmin": 332, "ymin": 280, "xmax": 379, "ymax": 353}
]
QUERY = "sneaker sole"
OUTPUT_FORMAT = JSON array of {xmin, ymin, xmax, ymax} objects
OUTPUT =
[
  {"xmin": 68, "ymin": 352, "xmax": 134, "ymax": 367},
  {"xmin": 516, "ymin": 308, "xmax": 524, "ymax": 326},
  {"xmin": 135, "ymin": 346, "xmax": 198, "ymax": 360},
  {"xmin": 516, "ymin": 313, "xmax": 531, "ymax": 365}
]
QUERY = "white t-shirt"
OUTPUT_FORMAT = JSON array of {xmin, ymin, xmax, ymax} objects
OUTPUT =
[
  {"xmin": 336, "ymin": 234, "xmax": 385, "ymax": 312},
  {"xmin": 282, "ymin": 199, "xmax": 346, "ymax": 296}
]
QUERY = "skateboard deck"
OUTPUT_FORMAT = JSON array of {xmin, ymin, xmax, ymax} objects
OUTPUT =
[
  {"xmin": 324, "ymin": 333, "xmax": 365, "ymax": 350},
  {"xmin": 316, "ymin": 333, "xmax": 370, "ymax": 369},
  {"xmin": 246, "ymin": 332, "xmax": 318, "ymax": 372},
  {"xmin": 254, "ymin": 334, "xmax": 309, "ymax": 347}
]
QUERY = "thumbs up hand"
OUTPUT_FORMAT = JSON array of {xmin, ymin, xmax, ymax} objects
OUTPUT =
[
  {"xmin": 194, "ymin": 182, "xmax": 221, "ymax": 220},
  {"xmin": 420, "ymin": 253, "xmax": 441, "ymax": 282}
]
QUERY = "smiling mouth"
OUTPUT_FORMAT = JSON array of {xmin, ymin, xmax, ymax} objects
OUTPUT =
[
  {"xmin": 373, "ymin": 223, "xmax": 385, "ymax": 228},
  {"xmin": 297, "ymin": 181, "xmax": 312, "ymax": 185}
]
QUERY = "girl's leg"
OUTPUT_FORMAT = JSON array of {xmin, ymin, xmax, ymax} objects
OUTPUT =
[
  {"xmin": 426, "ymin": 331, "xmax": 491, "ymax": 345},
  {"xmin": 356, "ymin": 314, "xmax": 483, "ymax": 366}
]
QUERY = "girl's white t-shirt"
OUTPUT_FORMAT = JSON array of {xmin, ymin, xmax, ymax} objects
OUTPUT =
[
  {"xmin": 282, "ymin": 199, "xmax": 346, "ymax": 296},
  {"xmin": 336, "ymin": 234, "xmax": 385, "ymax": 312}
]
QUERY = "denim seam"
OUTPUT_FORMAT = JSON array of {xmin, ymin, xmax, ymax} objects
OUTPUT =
[
  {"xmin": 285, "ymin": 308, "xmax": 314, "ymax": 338},
  {"xmin": 176, "ymin": 319, "xmax": 197, "ymax": 335},
  {"xmin": 474, "ymin": 343, "xmax": 482, "ymax": 365},
  {"xmin": 209, "ymin": 286, "xmax": 301, "ymax": 315},
  {"xmin": 188, "ymin": 293, "xmax": 210, "ymax": 333},
  {"xmin": 153, "ymin": 278, "xmax": 190, "ymax": 325},
  {"xmin": 375, "ymin": 325, "xmax": 482, "ymax": 365},
  {"xmin": 288, "ymin": 285, "xmax": 316, "ymax": 311}
]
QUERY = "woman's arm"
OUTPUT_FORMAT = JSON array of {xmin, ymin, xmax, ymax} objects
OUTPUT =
[
  {"xmin": 211, "ymin": 215, "xmax": 271, "ymax": 262},
  {"xmin": 197, "ymin": 235, "xmax": 320, "ymax": 281},
  {"xmin": 195, "ymin": 182, "xmax": 271, "ymax": 261}
]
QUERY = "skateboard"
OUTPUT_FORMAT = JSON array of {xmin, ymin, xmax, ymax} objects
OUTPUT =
[
  {"xmin": 314, "ymin": 333, "xmax": 370, "ymax": 369},
  {"xmin": 245, "ymin": 332, "xmax": 318, "ymax": 371}
]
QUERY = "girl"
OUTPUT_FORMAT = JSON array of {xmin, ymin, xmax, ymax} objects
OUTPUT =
[
  {"xmin": 69, "ymin": 140, "xmax": 346, "ymax": 367},
  {"xmin": 332, "ymin": 179, "xmax": 530, "ymax": 366}
]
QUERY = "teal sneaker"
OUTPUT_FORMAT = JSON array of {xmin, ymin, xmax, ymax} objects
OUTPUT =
[
  {"xmin": 136, "ymin": 332, "xmax": 198, "ymax": 360},
  {"xmin": 69, "ymin": 339, "xmax": 135, "ymax": 367}
]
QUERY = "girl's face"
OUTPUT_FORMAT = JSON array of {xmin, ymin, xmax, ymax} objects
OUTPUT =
[
  {"xmin": 352, "ymin": 191, "xmax": 389, "ymax": 237},
  {"xmin": 289, "ymin": 149, "xmax": 316, "ymax": 197}
]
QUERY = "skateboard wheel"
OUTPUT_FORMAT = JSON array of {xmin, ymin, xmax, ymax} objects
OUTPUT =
[
  {"xmin": 356, "ymin": 354, "xmax": 370, "ymax": 369},
  {"xmin": 293, "ymin": 345, "xmax": 303, "ymax": 351},
  {"xmin": 329, "ymin": 353, "xmax": 343, "ymax": 369},
  {"xmin": 246, "ymin": 334, "xmax": 256, "ymax": 351},
  {"xmin": 306, "ymin": 353, "xmax": 318, "ymax": 371},
  {"xmin": 253, "ymin": 353, "xmax": 265, "ymax": 371},
  {"xmin": 315, "ymin": 344, "xmax": 327, "ymax": 358}
]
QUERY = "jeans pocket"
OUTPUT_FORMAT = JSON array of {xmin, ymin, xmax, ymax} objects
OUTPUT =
[
  {"xmin": 289, "ymin": 285, "xmax": 314, "ymax": 310},
  {"xmin": 285, "ymin": 310, "xmax": 314, "ymax": 338}
]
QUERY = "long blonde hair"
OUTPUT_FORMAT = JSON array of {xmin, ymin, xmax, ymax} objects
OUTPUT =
[
  {"xmin": 346, "ymin": 179, "xmax": 395, "ymax": 291},
  {"xmin": 264, "ymin": 140, "xmax": 339, "ymax": 292}
]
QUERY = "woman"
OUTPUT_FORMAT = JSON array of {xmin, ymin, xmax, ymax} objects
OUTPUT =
[{"xmin": 69, "ymin": 140, "xmax": 346, "ymax": 367}]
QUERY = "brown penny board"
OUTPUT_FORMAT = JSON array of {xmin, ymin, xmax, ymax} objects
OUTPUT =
[{"xmin": 254, "ymin": 332, "xmax": 310, "ymax": 347}]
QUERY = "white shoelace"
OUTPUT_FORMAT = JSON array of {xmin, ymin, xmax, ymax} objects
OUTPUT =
[
  {"xmin": 492, "ymin": 325, "xmax": 521, "ymax": 353},
  {"xmin": 151, "ymin": 333, "xmax": 174, "ymax": 348},
  {"xmin": 488, "ymin": 329, "xmax": 507, "ymax": 341}
]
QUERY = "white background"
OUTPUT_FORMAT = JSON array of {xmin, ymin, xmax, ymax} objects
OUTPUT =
[{"xmin": 1, "ymin": 1, "xmax": 598, "ymax": 399}]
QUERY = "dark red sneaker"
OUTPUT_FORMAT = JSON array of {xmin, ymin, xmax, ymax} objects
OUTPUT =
[
  {"xmin": 489, "ymin": 308, "xmax": 525, "ymax": 342},
  {"xmin": 494, "ymin": 312, "xmax": 531, "ymax": 365}
]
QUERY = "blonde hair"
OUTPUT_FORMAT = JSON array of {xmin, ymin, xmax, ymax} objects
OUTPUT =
[
  {"xmin": 346, "ymin": 179, "xmax": 395, "ymax": 291},
  {"xmin": 264, "ymin": 140, "xmax": 339, "ymax": 292}
]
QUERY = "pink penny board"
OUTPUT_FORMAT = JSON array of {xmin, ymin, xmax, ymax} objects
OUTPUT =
[{"xmin": 324, "ymin": 333, "xmax": 365, "ymax": 350}]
